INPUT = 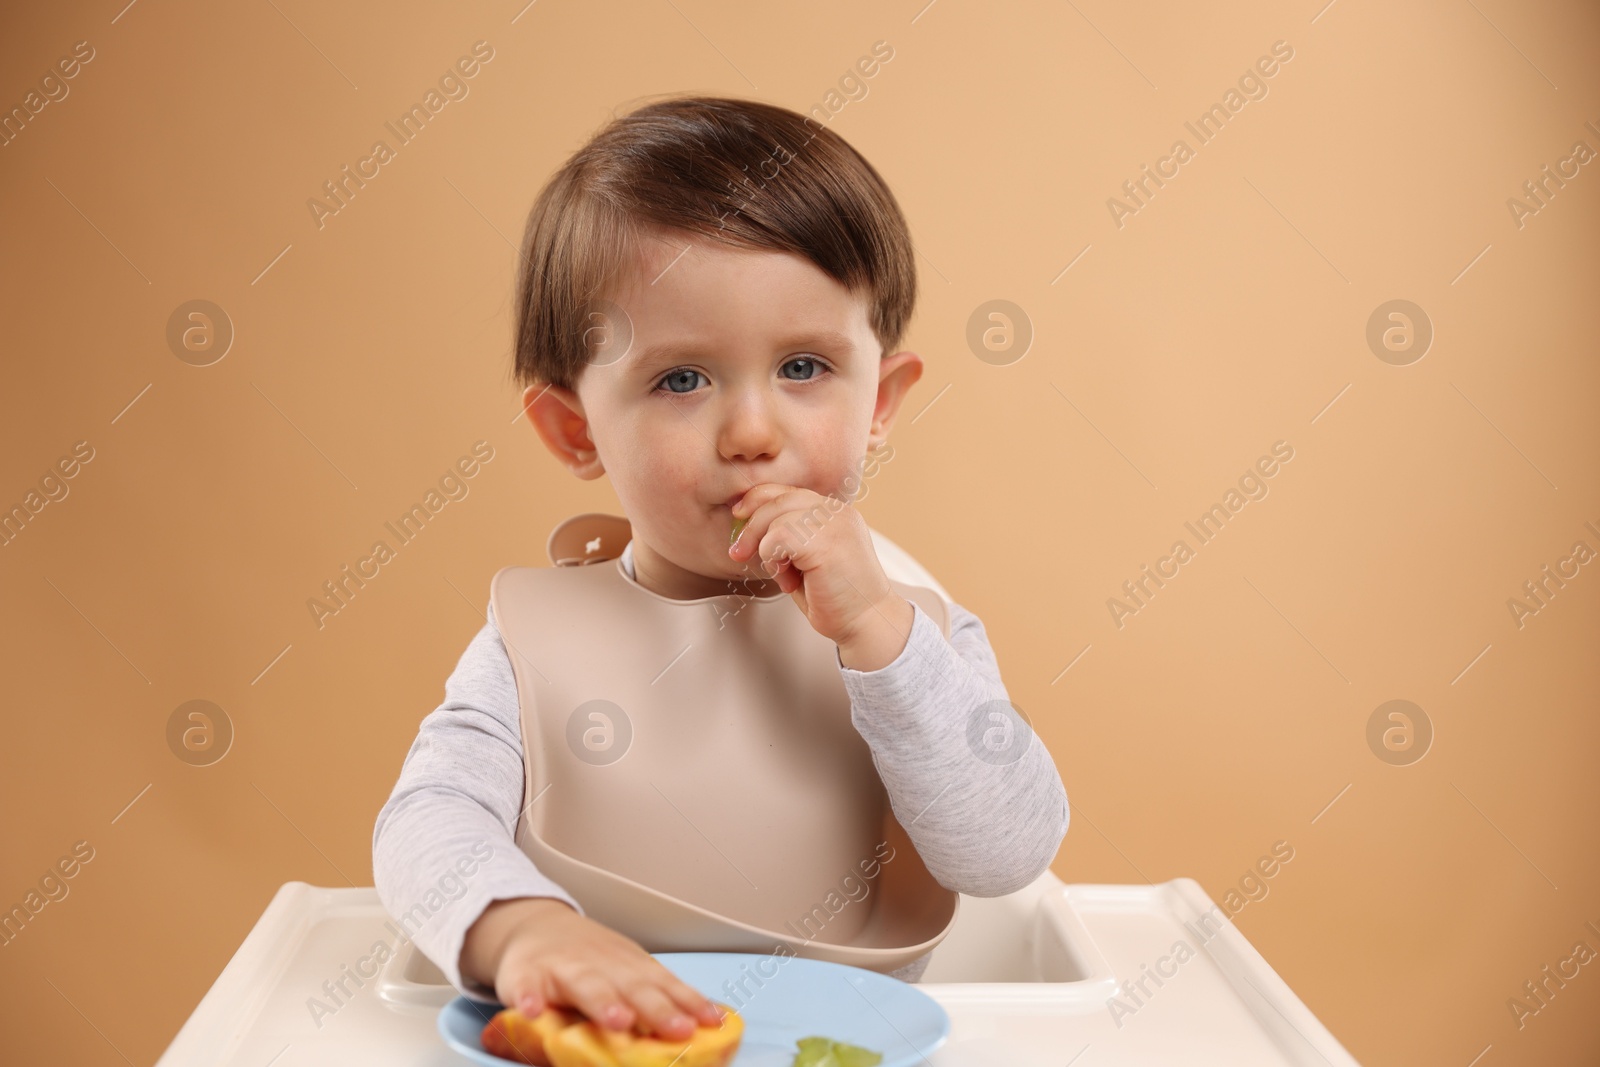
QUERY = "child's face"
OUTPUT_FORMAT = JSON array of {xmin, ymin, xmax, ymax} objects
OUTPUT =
[{"xmin": 525, "ymin": 229, "xmax": 922, "ymax": 602}]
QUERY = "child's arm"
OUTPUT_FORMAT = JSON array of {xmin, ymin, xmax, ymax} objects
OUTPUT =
[
  {"xmin": 835, "ymin": 597, "xmax": 1070, "ymax": 897},
  {"xmin": 723, "ymin": 487, "xmax": 1065, "ymax": 893},
  {"xmin": 372, "ymin": 611, "xmax": 581, "ymax": 999},
  {"xmin": 372, "ymin": 607, "xmax": 722, "ymax": 1038}
]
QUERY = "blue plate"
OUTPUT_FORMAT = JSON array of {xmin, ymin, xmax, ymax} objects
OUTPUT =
[{"xmin": 438, "ymin": 951, "xmax": 950, "ymax": 1066}]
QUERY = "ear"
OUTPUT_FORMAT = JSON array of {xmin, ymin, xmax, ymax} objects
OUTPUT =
[
  {"xmin": 867, "ymin": 351, "xmax": 924, "ymax": 451},
  {"xmin": 523, "ymin": 382, "xmax": 605, "ymax": 480}
]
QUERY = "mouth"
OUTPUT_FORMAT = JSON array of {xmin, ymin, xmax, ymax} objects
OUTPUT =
[{"xmin": 718, "ymin": 491, "xmax": 747, "ymax": 510}]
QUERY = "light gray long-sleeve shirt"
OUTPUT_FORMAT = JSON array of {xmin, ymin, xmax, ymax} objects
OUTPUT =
[{"xmin": 372, "ymin": 539, "xmax": 1069, "ymax": 1001}]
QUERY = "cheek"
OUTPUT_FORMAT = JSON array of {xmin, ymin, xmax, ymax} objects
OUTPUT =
[
  {"xmin": 604, "ymin": 415, "xmax": 700, "ymax": 496},
  {"xmin": 806, "ymin": 419, "xmax": 871, "ymax": 497}
]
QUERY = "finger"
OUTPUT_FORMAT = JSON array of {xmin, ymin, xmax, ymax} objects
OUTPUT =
[
  {"xmin": 734, "ymin": 501, "xmax": 796, "ymax": 565},
  {"xmin": 728, "ymin": 499, "xmax": 766, "ymax": 559},
  {"xmin": 729, "ymin": 482, "xmax": 789, "ymax": 518},
  {"xmin": 497, "ymin": 969, "xmax": 546, "ymax": 1017},
  {"xmin": 755, "ymin": 525, "xmax": 806, "ymax": 580},
  {"xmin": 619, "ymin": 981, "xmax": 696, "ymax": 1039},
  {"xmin": 729, "ymin": 486, "xmax": 804, "ymax": 558},
  {"xmin": 662, "ymin": 979, "xmax": 725, "ymax": 1025},
  {"xmin": 554, "ymin": 967, "xmax": 633, "ymax": 1032}
]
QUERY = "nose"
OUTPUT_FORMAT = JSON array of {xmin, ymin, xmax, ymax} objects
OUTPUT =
[{"xmin": 714, "ymin": 385, "xmax": 782, "ymax": 464}]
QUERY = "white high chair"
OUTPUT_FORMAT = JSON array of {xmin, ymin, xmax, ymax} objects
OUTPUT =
[{"xmin": 155, "ymin": 528, "xmax": 1361, "ymax": 1066}]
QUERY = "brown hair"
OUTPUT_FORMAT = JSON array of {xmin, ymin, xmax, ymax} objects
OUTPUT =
[{"xmin": 509, "ymin": 94, "xmax": 917, "ymax": 392}]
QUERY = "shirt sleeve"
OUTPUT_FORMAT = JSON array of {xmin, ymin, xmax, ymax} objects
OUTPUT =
[
  {"xmin": 836, "ymin": 597, "xmax": 1069, "ymax": 897},
  {"xmin": 371, "ymin": 601, "xmax": 584, "ymax": 1004}
]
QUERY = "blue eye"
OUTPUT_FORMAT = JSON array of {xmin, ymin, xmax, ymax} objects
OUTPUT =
[
  {"xmin": 781, "ymin": 357, "xmax": 827, "ymax": 381},
  {"xmin": 652, "ymin": 357, "xmax": 832, "ymax": 397},
  {"xmin": 656, "ymin": 368, "xmax": 705, "ymax": 395}
]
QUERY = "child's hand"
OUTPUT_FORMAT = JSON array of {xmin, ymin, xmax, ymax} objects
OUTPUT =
[
  {"xmin": 727, "ymin": 484, "xmax": 903, "ymax": 649},
  {"xmin": 460, "ymin": 897, "xmax": 725, "ymax": 1040}
]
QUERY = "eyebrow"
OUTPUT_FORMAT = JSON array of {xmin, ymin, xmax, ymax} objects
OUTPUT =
[{"xmin": 634, "ymin": 330, "xmax": 860, "ymax": 368}]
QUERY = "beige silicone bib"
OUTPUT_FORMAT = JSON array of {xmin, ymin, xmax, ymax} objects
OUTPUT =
[{"xmin": 488, "ymin": 513, "xmax": 959, "ymax": 973}]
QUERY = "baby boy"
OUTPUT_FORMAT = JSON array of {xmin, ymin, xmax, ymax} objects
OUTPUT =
[{"xmin": 373, "ymin": 94, "xmax": 1069, "ymax": 1041}]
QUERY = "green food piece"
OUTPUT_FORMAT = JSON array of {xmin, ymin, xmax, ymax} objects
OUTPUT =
[
  {"xmin": 729, "ymin": 516, "xmax": 748, "ymax": 545},
  {"xmin": 792, "ymin": 1036, "xmax": 883, "ymax": 1067}
]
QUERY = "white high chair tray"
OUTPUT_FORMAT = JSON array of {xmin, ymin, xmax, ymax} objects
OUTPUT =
[{"xmin": 156, "ymin": 870, "xmax": 1360, "ymax": 1066}]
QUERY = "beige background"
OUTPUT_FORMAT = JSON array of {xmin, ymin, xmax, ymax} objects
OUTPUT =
[{"xmin": 1, "ymin": 1, "xmax": 1597, "ymax": 1064}]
